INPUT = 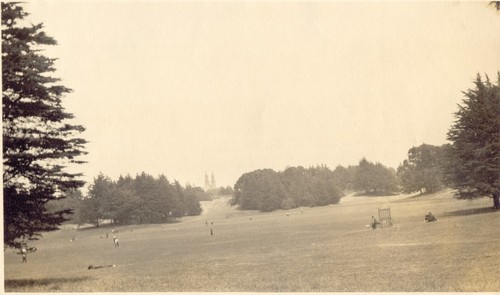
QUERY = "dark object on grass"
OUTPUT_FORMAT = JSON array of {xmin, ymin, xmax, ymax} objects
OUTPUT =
[
  {"xmin": 425, "ymin": 212, "xmax": 437, "ymax": 222},
  {"xmin": 88, "ymin": 264, "xmax": 115, "ymax": 270},
  {"xmin": 371, "ymin": 216, "xmax": 380, "ymax": 229}
]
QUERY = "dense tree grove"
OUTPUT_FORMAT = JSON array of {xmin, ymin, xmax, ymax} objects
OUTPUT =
[
  {"xmin": 397, "ymin": 144, "xmax": 449, "ymax": 194},
  {"xmin": 352, "ymin": 158, "xmax": 398, "ymax": 195},
  {"xmin": 70, "ymin": 173, "xmax": 206, "ymax": 226},
  {"xmin": 446, "ymin": 74, "xmax": 500, "ymax": 209},
  {"xmin": 231, "ymin": 166, "xmax": 345, "ymax": 212},
  {"xmin": 2, "ymin": 3, "xmax": 86, "ymax": 248}
]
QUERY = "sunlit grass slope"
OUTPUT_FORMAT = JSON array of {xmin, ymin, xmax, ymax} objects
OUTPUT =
[{"xmin": 4, "ymin": 190, "xmax": 500, "ymax": 292}]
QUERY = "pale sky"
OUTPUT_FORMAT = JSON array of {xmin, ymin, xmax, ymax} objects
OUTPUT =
[{"xmin": 23, "ymin": 1, "xmax": 500, "ymax": 189}]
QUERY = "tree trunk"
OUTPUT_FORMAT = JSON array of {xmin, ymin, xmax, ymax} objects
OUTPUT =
[{"xmin": 493, "ymin": 192, "xmax": 499, "ymax": 210}]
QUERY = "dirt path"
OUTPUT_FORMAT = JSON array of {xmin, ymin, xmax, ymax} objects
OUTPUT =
[
  {"xmin": 339, "ymin": 192, "xmax": 415, "ymax": 205},
  {"xmin": 199, "ymin": 196, "xmax": 232, "ymax": 217},
  {"xmin": 182, "ymin": 196, "xmax": 237, "ymax": 223}
]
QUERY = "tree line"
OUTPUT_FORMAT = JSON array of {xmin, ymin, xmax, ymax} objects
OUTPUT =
[
  {"xmin": 230, "ymin": 162, "xmax": 399, "ymax": 212},
  {"xmin": 47, "ymin": 172, "xmax": 209, "ymax": 227}
]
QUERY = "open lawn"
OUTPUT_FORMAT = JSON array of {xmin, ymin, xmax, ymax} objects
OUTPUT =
[{"xmin": 4, "ymin": 190, "xmax": 500, "ymax": 292}]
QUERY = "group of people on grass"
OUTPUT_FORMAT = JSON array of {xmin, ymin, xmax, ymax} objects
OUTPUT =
[
  {"xmin": 17, "ymin": 210, "xmax": 441, "ymax": 264},
  {"xmin": 370, "ymin": 211, "xmax": 437, "ymax": 230}
]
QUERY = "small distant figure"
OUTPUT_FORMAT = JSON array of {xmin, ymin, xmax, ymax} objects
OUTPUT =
[
  {"xmin": 114, "ymin": 238, "xmax": 120, "ymax": 247},
  {"xmin": 205, "ymin": 221, "xmax": 208, "ymax": 227},
  {"xmin": 301, "ymin": 209, "xmax": 303, "ymax": 214},
  {"xmin": 210, "ymin": 228, "xmax": 213, "ymax": 236},
  {"xmin": 21, "ymin": 247, "xmax": 27, "ymax": 263},
  {"xmin": 106, "ymin": 233, "xmax": 108, "ymax": 238},
  {"xmin": 249, "ymin": 216, "xmax": 252, "ymax": 220},
  {"xmin": 425, "ymin": 212, "xmax": 437, "ymax": 222},
  {"xmin": 371, "ymin": 216, "xmax": 380, "ymax": 229}
]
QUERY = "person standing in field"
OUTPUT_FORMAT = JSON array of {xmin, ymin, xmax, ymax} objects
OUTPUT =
[
  {"xmin": 114, "ymin": 238, "xmax": 120, "ymax": 247},
  {"xmin": 210, "ymin": 228, "xmax": 213, "ymax": 236},
  {"xmin": 21, "ymin": 247, "xmax": 27, "ymax": 263}
]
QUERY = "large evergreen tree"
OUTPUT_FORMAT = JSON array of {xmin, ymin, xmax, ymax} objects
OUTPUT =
[
  {"xmin": 2, "ymin": 3, "xmax": 87, "ymax": 248},
  {"xmin": 446, "ymin": 74, "xmax": 500, "ymax": 209}
]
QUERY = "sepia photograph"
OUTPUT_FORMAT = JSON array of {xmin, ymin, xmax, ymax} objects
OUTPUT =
[{"xmin": 2, "ymin": 0, "xmax": 500, "ymax": 292}]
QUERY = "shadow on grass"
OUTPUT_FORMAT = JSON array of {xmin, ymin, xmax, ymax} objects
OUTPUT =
[
  {"xmin": 77, "ymin": 219, "xmax": 183, "ymax": 232},
  {"xmin": 442, "ymin": 207, "xmax": 500, "ymax": 217},
  {"xmin": 5, "ymin": 276, "xmax": 92, "ymax": 289},
  {"xmin": 407, "ymin": 192, "xmax": 436, "ymax": 199},
  {"xmin": 353, "ymin": 191, "xmax": 399, "ymax": 197}
]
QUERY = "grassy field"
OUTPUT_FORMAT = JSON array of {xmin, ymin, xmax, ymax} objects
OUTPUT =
[{"xmin": 4, "ymin": 190, "xmax": 500, "ymax": 292}]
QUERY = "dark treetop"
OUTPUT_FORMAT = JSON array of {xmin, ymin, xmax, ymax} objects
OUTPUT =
[{"xmin": 2, "ymin": 3, "xmax": 87, "ymax": 248}]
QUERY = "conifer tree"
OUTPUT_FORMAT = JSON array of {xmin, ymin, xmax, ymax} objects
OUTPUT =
[
  {"xmin": 2, "ymin": 3, "xmax": 87, "ymax": 248},
  {"xmin": 446, "ymin": 74, "xmax": 500, "ymax": 209}
]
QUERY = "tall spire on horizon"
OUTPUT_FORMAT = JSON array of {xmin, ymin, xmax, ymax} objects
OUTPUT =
[
  {"xmin": 205, "ymin": 172, "xmax": 209, "ymax": 191},
  {"xmin": 211, "ymin": 172, "xmax": 216, "ymax": 189}
]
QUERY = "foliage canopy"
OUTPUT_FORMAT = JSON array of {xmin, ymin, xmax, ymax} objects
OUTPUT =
[
  {"xmin": 2, "ymin": 3, "xmax": 87, "ymax": 248},
  {"xmin": 397, "ymin": 144, "xmax": 448, "ymax": 194},
  {"xmin": 77, "ymin": 173, "xmax": 204, "ymax": 226},
  {"xmin": 446, "ymin": 74, "xmax": 500, "ymax": 209},
  {"xmin": 231, "ymin": 166, "xmax": 345, "ymax": 212}
]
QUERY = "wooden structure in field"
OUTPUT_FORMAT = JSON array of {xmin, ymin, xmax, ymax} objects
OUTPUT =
[{"xmin": 378, "ymin": 207, "xmax": 393, "ymax": 228}]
